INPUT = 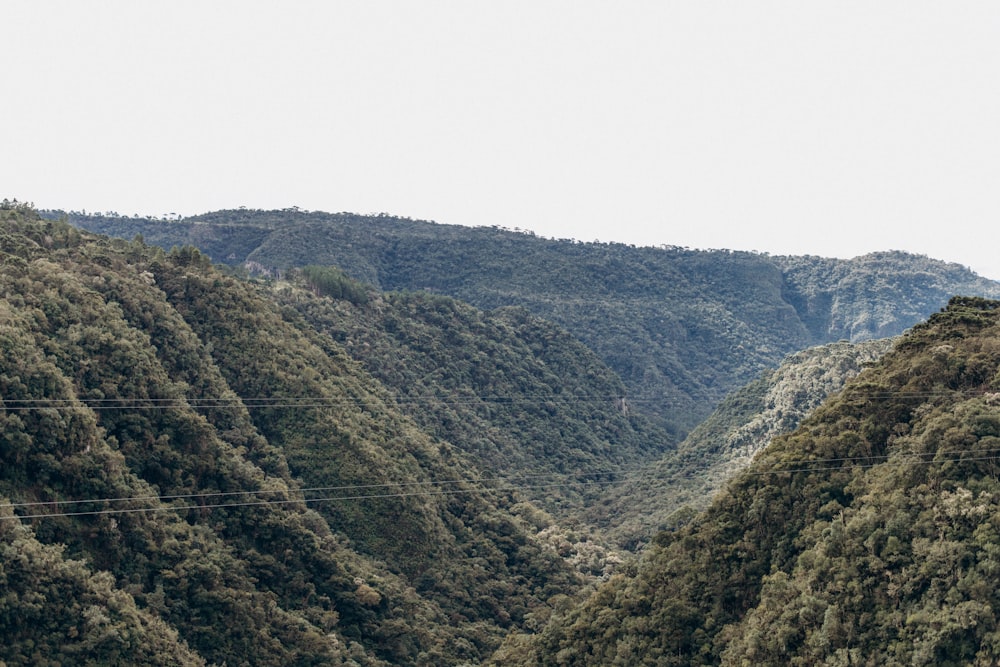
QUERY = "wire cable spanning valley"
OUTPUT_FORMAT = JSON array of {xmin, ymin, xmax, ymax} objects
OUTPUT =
[
  {"xmin": 0, "ymin": 394, "xmax": 640, "ymax": 411},
  {"xmin": 0, "ymin": 475, "xmax": 625, "ymax": 521},
  {"xmin": 3, "ymin": 444, "xmax": 1000, "ymax": 521},
  {"xmin": 0, "ymin": 387, "xmax": 994, "ymax": 412}
]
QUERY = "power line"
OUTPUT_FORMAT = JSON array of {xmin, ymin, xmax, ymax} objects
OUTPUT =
[
  {"xmin": 0, "ymin": 477, "xmax": 627, "ymax": 521},
  {"xmin": 4, "ymin": 446, "xmax": 1000, "ymax": 522},
  {"xmin": 0, "ymin": 386, "xmax": 992, "ymax": 411},
  {"xmin": 0, "ymin": 394, "xmax": 649, "ymax": 411},
  {"xmin": 0, "ymin": 470, "xmax": 613, "ymax": 511}
]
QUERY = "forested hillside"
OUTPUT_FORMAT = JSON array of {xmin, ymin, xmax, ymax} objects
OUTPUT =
[
  {"xmin": 62, "ymin": 209, "xmax": 1000, "ymax": 438},
  {"xmin": 26, "ymin": 205, "xmax": 1000, "ymax": 664},
  {"xmin": 270, "ymin": 267, "xmax": 672, "ymax": 521},
  {"xmin": 498, "ymin": 296, "xmax": 1000, "ymax": 665},
  {"xmin": 0, "ymin": 204, "xmax": 623, "ymax": 665},
  {"xmin": 589, "ymin": 338, "xmax": 894, "ymax": 548}
]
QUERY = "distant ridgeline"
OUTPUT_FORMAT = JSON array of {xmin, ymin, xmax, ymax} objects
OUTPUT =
[{"xmin": 59, "ymin": 209, "xmax": 1000, "ymax": 437}]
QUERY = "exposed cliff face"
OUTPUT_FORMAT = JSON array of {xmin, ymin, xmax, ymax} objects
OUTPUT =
[{"xmin": 774, "ymin": 251, "xmax": 995, "ymax": 342}]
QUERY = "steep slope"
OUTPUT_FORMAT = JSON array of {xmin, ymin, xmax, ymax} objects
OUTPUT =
[
  {"xmin": 775, "ymin": 251, "xmax": 995, "ymax": 341},
  {"xmin": 1, "ymin": 205, "xmax": 582, "ymax": 665},
  {"xmin": 0, "ymin": 501, "xmax": 205, "ymax": 666},
  {"xmin": 498, "ymin": 297, "xmax": 1000, "ymax": 665},
  {"xmin": 271, "ymin": 268, "xmax": 673, "ymax": 519},
  {"xmin": 0, "ymin": 261, "xmax": 356, "ymax": 666},
  {"xmin": 61, "ymin": 210, "xmax": 1000, "ymax": 438},
  {"xmin": 590, "ymin": 338, "xmax": 893, "ymax": 547}
]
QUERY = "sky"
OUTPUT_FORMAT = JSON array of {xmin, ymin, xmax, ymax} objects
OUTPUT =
[{"xmin": 4, "ymin": 1, "xmax": 1000, "ymax": 279}]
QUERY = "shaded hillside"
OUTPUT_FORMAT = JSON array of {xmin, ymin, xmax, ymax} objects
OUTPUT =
[
  {"xmin": 271, "ymin": 267, "xmax": 673, "ymax": 519},
  {"xmin": 497, "ymin": 297, "xmax": 1000, "ymax": 665},
  {"xmin": 61, "ymin": 210, "xmax": 1000, "ymax": 437},
  {"xmin": 0, "ymin": 205, "xmax": 588, "ymax": 666},
  {"xmin": 589, "ymin": 338, "xmax": 894, "ymax": 548}
]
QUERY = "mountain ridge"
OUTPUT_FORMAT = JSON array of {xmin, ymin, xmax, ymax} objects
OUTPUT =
[
  {"xmin": 10, "ymin": 203, "xmax": 1000, "ymax": 663},
  {"xmin": 58, "ymin": 209, "xmax": 1000, "ymax": 439}
]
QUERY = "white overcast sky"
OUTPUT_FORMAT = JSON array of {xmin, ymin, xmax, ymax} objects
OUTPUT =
[{"xmin": 4, "ymin": 1, "xmax": 1000, "ymax": 279}]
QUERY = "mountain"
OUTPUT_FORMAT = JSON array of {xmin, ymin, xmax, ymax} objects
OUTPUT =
[
  {"xmin": 589, "ymin": 338, "xmax": 894, "ymax": 548},
  {"xmin": 27, "ymin": 204, "xmax": 1000, "ymax": 663},
  {"xmin": 498, "ymin": 296, "xmax": 1000, "ymax": 665},
  {"xmin": 1, "ymin": 204, "xmax": 611, "ymax": 665},
  {"xmin": 269, "ymin": 267, "xmax": 672, "ymax": 521},
  {"xmin": 60, "ymin": 209, "xmax": 1000, "ymax": 439}
]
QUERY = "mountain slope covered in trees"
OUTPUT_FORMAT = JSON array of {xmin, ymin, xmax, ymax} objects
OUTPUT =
[
  {"xmin": 273, "ymin": 266, "xmax": 895, "ymax": 549},
  {"xmin": 63, "ymin": 209, "xmax": 1000, "ymax": 438},
  {"xmin": 498, "ymin": 296, "xmax": 1000, "ymax": 665},
  {"xmin": 27, "ymin": 205, "xmax": 1000, "ymax": 664},
  {"xmin": 589, "ymin": 338, "xmax": 894, "ymax": 548},
  {"xmin": 270, "ymin": 267, "xmax": 672, "ymax": 521},
  {"xmin": 1, "ymin": 205, "xmax": 638, "ymax": 665}
]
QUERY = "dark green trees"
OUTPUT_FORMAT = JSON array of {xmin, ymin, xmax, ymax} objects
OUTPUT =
[
  {"xmin": 63, "ymin": 208, "xmax": 1000, "ymax": 439},
  {"xmin": 502, "ymin": 298, "xmax": 1000, "ymax": 665},
  {"xmin": 0, "ymin": 206, "xmax": 582, "ymax": 665}
]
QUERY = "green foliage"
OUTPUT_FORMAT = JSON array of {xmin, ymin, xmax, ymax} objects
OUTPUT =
[
  {"xmin": 0, "ymin": 208, "xmax": 584, "ymax": 665},
  {"xmin": 0, "ymin": 506, "xmax": 206, "ymax": 666},
  {"xmin": 31, "ymin": 206, "xmax": 1000, "ymax": 663},
  {"xmin": 62, "ymin": 209, "xmax": 1000, "ymax": 440},
  {"xmin": 149, "ymin": 258, "xmax": 582, "ymax": 656},
  {"xmin": 272, "ymin": 278, "xmax": 672, "ymax": 520},
  {"xmin": 299, "ymin": 265, "xmax": 371, "ymax": 305},
  {"xmin": 505, "ymin": 297, "xmax": 1000, "ymax": 665},
  {"xmin": 591, "ymin": 338, "xmax": 894, "ymax": 548}
]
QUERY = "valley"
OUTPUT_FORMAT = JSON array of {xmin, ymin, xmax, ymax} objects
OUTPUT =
[{"xmin": 3, "ymin": 202, "xmax": 1000, "ymax": 664}]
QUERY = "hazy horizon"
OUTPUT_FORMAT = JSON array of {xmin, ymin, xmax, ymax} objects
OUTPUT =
[{"xmin": 5, "ymin": 2, "xmax": 999, "ymax": 279}]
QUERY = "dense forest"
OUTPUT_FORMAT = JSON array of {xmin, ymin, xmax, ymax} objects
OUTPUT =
[
  {"xmin": 62, "ymin": 209, "xmax": 1000, "ymax": 439},
  {"xmin": 270, "ymin": 268, "xmax": 671, "ymax": 522},
  {"xmin": 589, "ymin": 338, "xmax": 895, "ymax": 548},
  {"xmin": 497, "ymin": 296, "xmax": 1000, "ymax": 665},
  {"xmin": 2, "ymin": 205, "xmax": 628, "ymax": 665},
  {"xmin": 8, "ymin": 203, "xmax": 1000, "ymax": 664}
]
